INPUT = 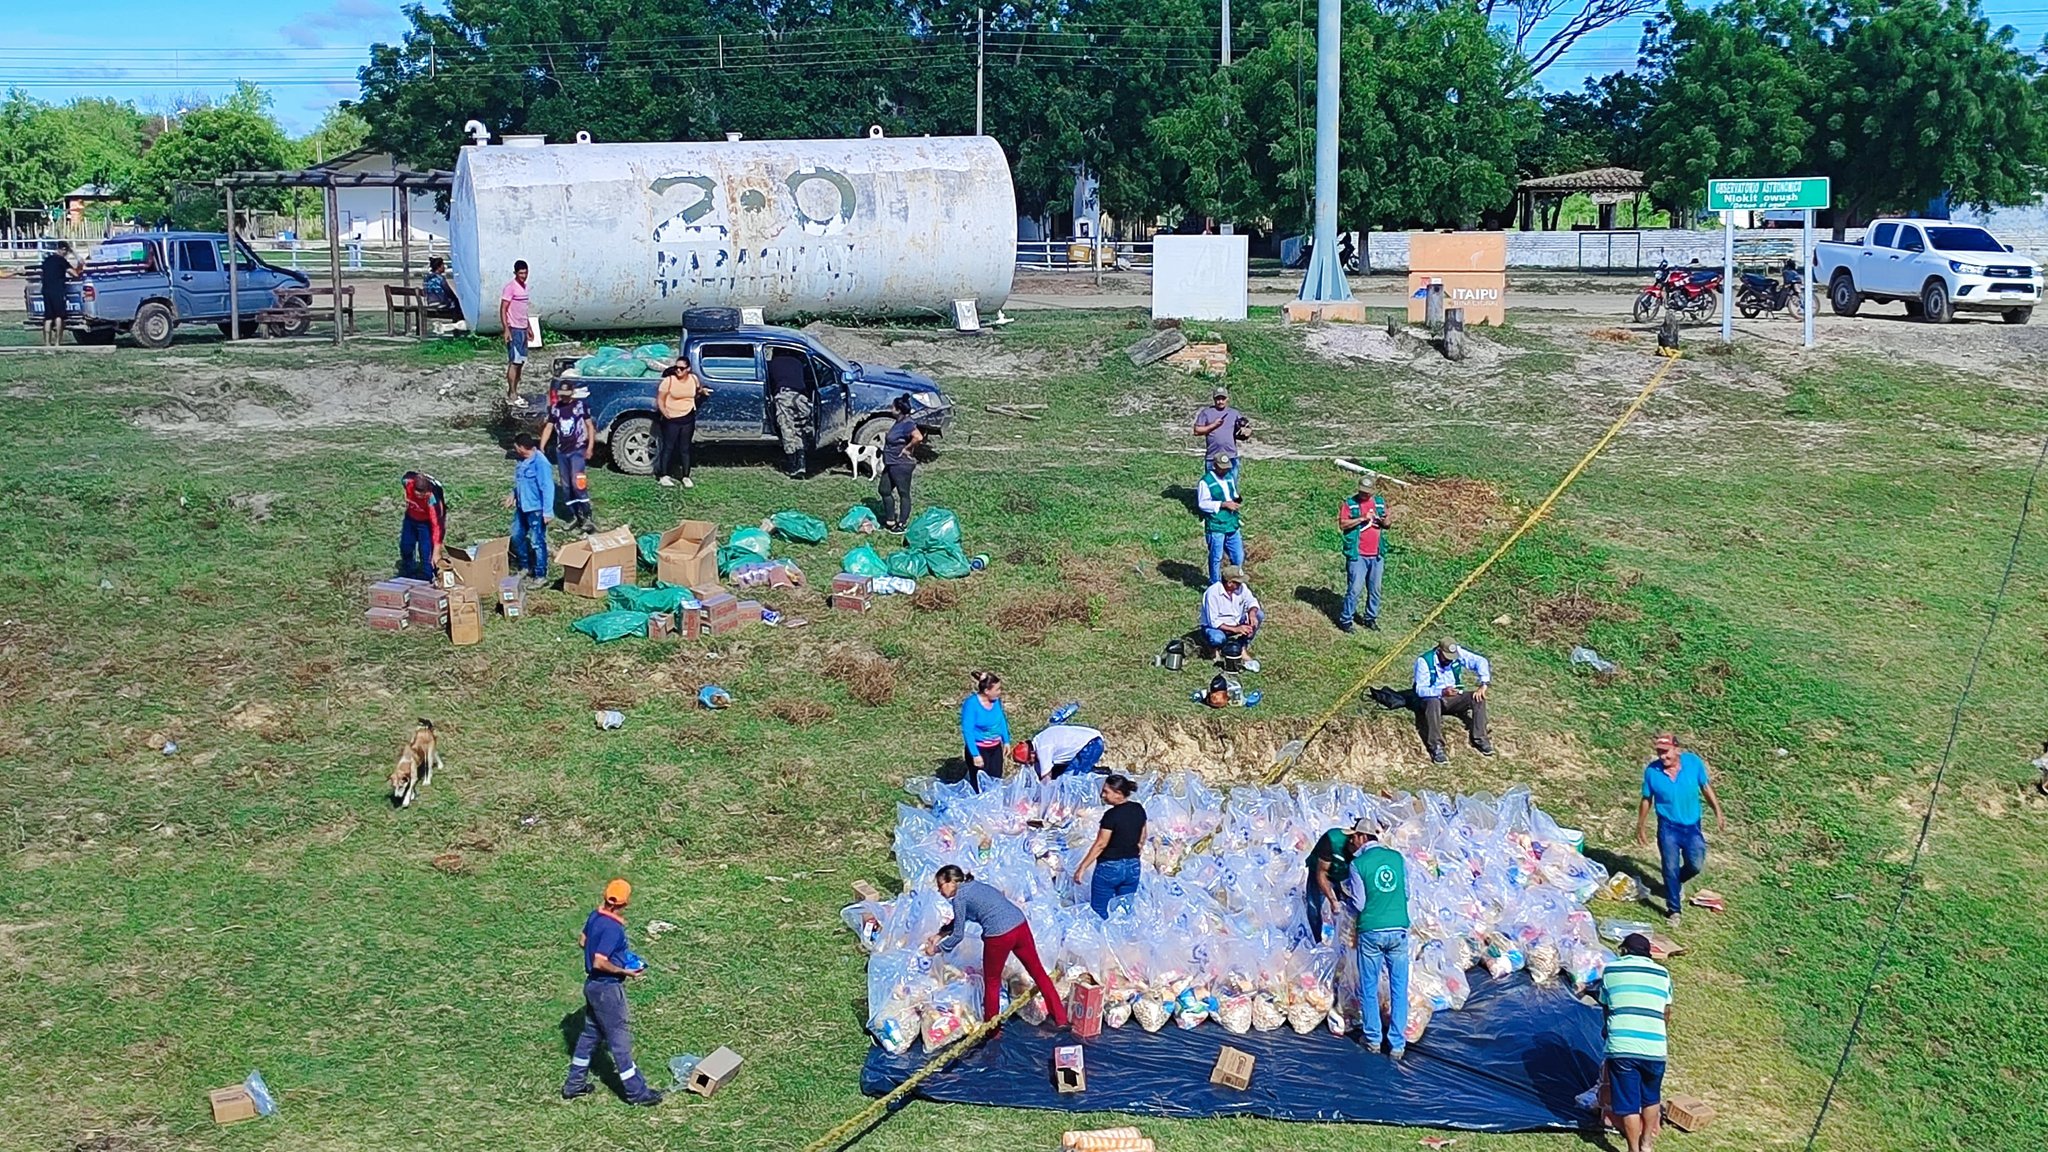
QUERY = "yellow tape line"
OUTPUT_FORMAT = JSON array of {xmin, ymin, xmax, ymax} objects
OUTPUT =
[{"xmin": 800, "ymin": 994, "xmax": 1033, "ymax": 1152}]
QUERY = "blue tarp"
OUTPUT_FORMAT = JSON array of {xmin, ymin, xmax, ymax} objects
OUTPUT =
[{"xmin": 862, "ymin": 970, "xmax": 1603, "ymax": 1133}]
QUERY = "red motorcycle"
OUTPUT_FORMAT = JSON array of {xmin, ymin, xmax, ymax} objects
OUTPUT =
[{"xmin": 1634, "ymin": 262, "xmax": 1721, "ymax": 323}]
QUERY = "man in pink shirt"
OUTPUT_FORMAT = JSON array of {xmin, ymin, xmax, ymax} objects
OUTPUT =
[{"xmin": 499, "ymin": 260, "xmax": 531, "ymax": 403}]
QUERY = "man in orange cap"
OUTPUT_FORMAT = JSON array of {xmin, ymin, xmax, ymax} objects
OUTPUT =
[{"xmin": 562, "ymin": 879, "xmax": 661, "ymax": 1105}]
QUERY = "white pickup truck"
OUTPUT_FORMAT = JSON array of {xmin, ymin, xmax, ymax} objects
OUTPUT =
[{"xmin": 1816, "ymin": 219, "xmax": 2041, "ymax": 324}]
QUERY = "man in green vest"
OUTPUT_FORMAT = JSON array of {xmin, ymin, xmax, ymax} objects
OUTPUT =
[
  {"xmin": 1305, "ymin": 818, "xmax": 1370, "ymax": 943},
  {"xmin": 1196, "ymin": 452, "xmax": 1243, "ymax": 586},
  {"xmin": 1354, "ymin": 820, "xmax": 1411, "ymax": 1057},
  {"xmin": 1336, "ymin": 476, "xmax": 1388, "ymax": 632}
]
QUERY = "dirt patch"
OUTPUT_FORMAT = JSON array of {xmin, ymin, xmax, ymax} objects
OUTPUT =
[
  {"xmin": 822, "ymin": 645, "xmax": 897, "ymax": 706},
  {"xmin": 802, "ymin": 322, "xmax": 1048, "ymax": 381},
  {"xmin": 132, "ymin": 358, "xmax": 492, "ymax": 437},
  {"xmin": 993, "ymin": 591, "xmax": 1092, "ymax": 646},
  {"xmin": 1304, "ymin": 323, "xmax": 1507, "ymax": 374},
  {"xmin": 765, "ymin": 697, "xmax": 835, "ymax": 727},
  {"xmin": 910, "ymin": 583, "xmax": 959, "ymax": 612},
  {"xmin": 1389, "ymin": 477, "xmax": 1513, "ymax": 552},
  {"xmin": 1110, "ymin": 716, "xmax": 1601, "ymax": 790}
]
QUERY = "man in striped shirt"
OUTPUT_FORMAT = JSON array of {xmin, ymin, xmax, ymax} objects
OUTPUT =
[{"xmin": 1599, "ymin": 933, "xmax": 1673, "ymax": 1152}]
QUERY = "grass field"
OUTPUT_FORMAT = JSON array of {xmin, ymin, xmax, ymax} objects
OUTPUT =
[{"xmin": 2, "ymin": 308, "xmax": 2044, "ymax": 1152}]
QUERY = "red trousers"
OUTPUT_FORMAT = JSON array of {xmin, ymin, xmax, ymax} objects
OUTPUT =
[{"xmin": 982, "ymin": 922, "xmax": 1069, "ymax": 1027}]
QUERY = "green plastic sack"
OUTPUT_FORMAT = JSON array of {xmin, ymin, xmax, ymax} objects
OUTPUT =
[
  {"xmin": 574, "ymin": 348, "xmax": 623, "ymax": 375},
  {"xmin": 885, "ymin": 550, "xmax": 929, "ymax": 578},
  {"xmin": 839, "ymin": 506, "xmax": 879, "ymax": 532},
  {"xmin": 906, "ymin": 508, "xmax": 961, "ymax": 551},
  {"xmin": 924, "ymin": 544, "xmax": 972, "ymax": 579},
  {"xmin": 633, "ymin": 343, "xmax": 674, "ymax": 361},
  {"xmin": 609, "ymin": 584, "xmax": 692, "ymax": 614},
  {"xmin": 730, "ymin": 526, "xmax": 772, "ymax": 559},
  {"xmin": 769, "ymin": 510, "xmax": 829, "ymax": 544},
  {"xmin": 571, "ymin": 610, "xmax": 650, "ymax": 643},
  {"xmin": 636, "ymin": 532, "xmax": 663, "ymax": 568},
  {"xmin": 842, "ymin": 545, "xmax": 888, "ymax": 578}
]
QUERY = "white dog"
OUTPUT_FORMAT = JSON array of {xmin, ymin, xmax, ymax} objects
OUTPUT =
[{"xmin": 845, "ymin": 442, "xmax": 882, "ymax": 480}]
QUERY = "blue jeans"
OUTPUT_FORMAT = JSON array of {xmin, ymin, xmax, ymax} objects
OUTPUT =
[
  {"xmin": 1343, "ymin": 553, "xmax": 1383, "ymax": 625},
  {"xmin": 1089, "ymin": 857, "xmax": 1141, "ymax": 919},
  {"xmin": 1657, "ymin": 818, "xmax": 1708, "ymax": 914},
  {"xmin": 510, "ymin": 510, "xmax": 549, "ymax": 579},
  {"xmin": 563, "ymin": 979, "xmax": 654, "ymax": 1100},
  {"xmin": 1202, "ymin": 622, "xmax": 1259, "ymax": 656},
  {"xmin": 558, "ymin": 448, "xmax": 592, "ymax": 517},
  {"xmin": 1205, "ymin": 530, "xmax": 1243, "ymax": 585},
  {"xmin": 1357, "ymin": 928, "xmax": 1410, "ymax": 1051},
  {"xmin": 1051, "ymin": 736, "xmax": 1106, "ymax": 779},
  {"xmin": 399, "ymin": 516, "xmax": 435, "ymax": 582}
]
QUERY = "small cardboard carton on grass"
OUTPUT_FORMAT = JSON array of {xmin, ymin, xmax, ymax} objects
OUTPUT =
[
  {"xmin": 1068, "ymin": 980, "xmax": 1106, "ymax": 1039},
  {"xmin": 656, "ymin": 520, "xmax": 719, "ymax": 589},
  {"xmin": 686, "ymin": 1046, "xmax": 743, "ymax": 1098},
  {"xmin": 1210, "ymin": 1045, "xmax": 1255, "ymax": 1091},
  {"xmin": 208, "ymin": 1070, "xmax": 276, "ymax": 1126},
  {"xmin": 1052, "ymin": 1044, "xmax": 1086, "ymax": 1094},
  {"xmin": 447, "ymin": 587, "xmax": 483, "ymax": 647},
  {"xmin": 368, "ymin": 580, "xmax": 409, "ymax": 610},
  {"xmin": 443, "ymin": 537, "xmax": 510, "ymax": 592},
  {"xmin": 1664, "ymin": 1095, "xmax": 1715, "ymax": 1132},
  {"xmin": 559, "ymin": 524, "xmax": 635, "ymax": 598},
  {"xmin": 646, "ymin": 611, "xmax": 675, "ymax": 640}
]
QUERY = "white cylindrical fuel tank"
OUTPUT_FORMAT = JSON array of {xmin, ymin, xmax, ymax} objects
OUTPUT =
[{"xmin": 450, "ymin": 134, "xmax": 1015, "ymax": 331}]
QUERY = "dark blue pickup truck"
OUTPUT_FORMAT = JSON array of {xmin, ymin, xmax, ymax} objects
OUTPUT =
[
  {"xmin": 545, "ymin": 324, "xmax": 954, "ymax": 475},
  {"xmin": 22, "ymin": 232, "xmax": 309, "ymax": 347}
]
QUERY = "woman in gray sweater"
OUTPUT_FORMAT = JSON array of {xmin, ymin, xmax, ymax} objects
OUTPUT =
[{"xmin": 924, "ymin": 864, "xmax": 1070, "ymax": 1027}]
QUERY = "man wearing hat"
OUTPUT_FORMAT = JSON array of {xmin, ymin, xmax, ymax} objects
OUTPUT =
[
  {"xmin": 1353, "ymin": 818, "xmax": 1411, "ymax": 1057},
  {"xmin": 1636, "ymin": 733, "xmax": 1725, "ymax": 926},
  {"xmin": 1200, "ymin": 563, "xmax": 1263, "ymax": 673},
  {"xmin": 1411, "ymin": 637, "xmax": 1495, "ymax": 763},
  {"xmin": 1196, "ymin": 450, "xmax": 1244, "ymax": 586},
  {"xmin": 1192, "ymin": 386, "xmax": 1247, "ymax": 476},
  {"xmin": 1598, "ymin": 933, "xmax": 1673, "ymax": 1152},
  {"xmin": 1014, "ymin": 720, "xmax": 1107, "ymax": 780},
  {"xmin": 1336, "ymin": 475, "xmax": 1388, "ymax": 632},
  {"xmin": 539, "ymin": 382, "xmax": 598, "ymax": 534},
  {"xmin": 562, "ymin": 879, "xmax": 662, "ymax": 1106},
  {"xmin": 1304, "ymin": 818, "xmax": 1372, "ymax": 942}
]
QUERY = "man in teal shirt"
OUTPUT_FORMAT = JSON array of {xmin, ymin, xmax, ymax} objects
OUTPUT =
[
  {"xmin": 1303, "ymin": 818, "xmax": 1370, "ymax": 942},
  {"xmin": 1353, "ymin": 821, "xmax": 1410, "ymax": 1057},
  {"xmin": 1635, "ymin": 732, "xmax": 1727, "ymax": 926},
  {"xmin": 1598, "ymin": 933, "xmax": 1673, "ymax": 1152}
]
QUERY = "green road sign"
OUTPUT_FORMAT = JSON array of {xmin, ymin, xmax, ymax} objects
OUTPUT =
[{"xmin": 1707, "ymin": 177, "xmax": 1830, "ymax": 212}]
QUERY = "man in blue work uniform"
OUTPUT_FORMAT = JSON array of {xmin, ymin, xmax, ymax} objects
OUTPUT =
[
  {"xmin": 1635, "ymin": 734, "xmax": 1727, "ymax": 927},
  {"xmin": 562, "ymin": 879, "xmax": 662, "ymax": 1105}
]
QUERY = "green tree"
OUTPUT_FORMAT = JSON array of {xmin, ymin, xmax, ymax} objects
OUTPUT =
[
  {"xmin": 1524, "ymin": 71, "xmax": 1653, "ymax": 179},
  {"xmin": 0, "ymin": 91, "xmax": 67, "ymax": 214},
  {"xmin": 43, "ymin": 98, "xmax": 149, "ymax": 202},
  {"xmin": 126, "ymin": 84, "xmax": 294, "ymax": 228},
  {"xmin": 298, "ymin": 104, "xmax": 371, "ymax": 166}
]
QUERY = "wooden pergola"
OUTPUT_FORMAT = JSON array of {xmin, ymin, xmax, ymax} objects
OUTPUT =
[
  {"xmin": 1514, "ymin": 167, "xmax": 1647, "ymax": 231},
  {"xmin": 210, "ymin": 166, "xmax": 452, "ymax": 344}
]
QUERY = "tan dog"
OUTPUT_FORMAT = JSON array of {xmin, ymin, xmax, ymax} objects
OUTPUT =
[{"xmin": 388, "ymin": 719, "xmax": 443, "ymax": 808}]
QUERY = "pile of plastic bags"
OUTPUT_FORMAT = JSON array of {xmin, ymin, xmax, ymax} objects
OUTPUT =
[
  {"xmin": 574, "ymin": 343, "xmax": 675, "ymax": 378},
  {"xmin": 844, "ymin": 771, "xmax": 1614, "ymax": 1057}
]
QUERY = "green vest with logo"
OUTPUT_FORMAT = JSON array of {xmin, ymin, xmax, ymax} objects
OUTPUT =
[
  {"xmin": 1203, "ymin": 473, "xmax": 1240, "ymax": 534},
  {"xmin": 1354, "ymin": 844, "xmax": 1410, "ymax": 932},
  {"xmin": 1341, "ymin": 495, "xmax": 1386, "ymax": 557}
]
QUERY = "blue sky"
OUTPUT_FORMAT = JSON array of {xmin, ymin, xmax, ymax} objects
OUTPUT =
[{"xmin": 6, "ymin": 0, "xmax": 2048, "ymax": 135}]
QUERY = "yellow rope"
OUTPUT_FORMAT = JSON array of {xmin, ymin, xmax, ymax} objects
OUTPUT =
[
  {"xmin": 799, "ymin": 994, "xmax": 1034, "ymax": 1152},
  {"xmin": 1259, "ymin": 350, "xmax": 1683, "ymax": 786},
  {"xmin": 801, "ymin": 352, "xmax": 1682, "ymax": 1151}
]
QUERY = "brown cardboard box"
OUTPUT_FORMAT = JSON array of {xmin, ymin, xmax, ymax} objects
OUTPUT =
[
  {"xmin": 1664, "ymin": 1096, "xmax": 1716, "ymax": 1132},
  {"xmin": 687, "ymin": 1046, "xmax": 744, "ymax": 1097},
  {"xmin": 829, "ymin": 591, "xmax": 873, "ymax": 612},
  {"xmin": 1068, "ymin": 981, "xmax": 1105, "ymax": 1039},
  {"xmin": 559, "ymin": 524, "xmax": 635, "ymax": 598},
  {"xmin": 831, "ymin": 572, "xmax": 874, "ymax": 596},
  {"xmin": 365, "ymin": 607, "xmax": 408, "ymax": 632},
  {"xmin": 656, "ymin": 520, "xmax": 719, "ymax": 589},
  {"xmin": 369, "ymin": 580, "xmax": 409, "ymax": 610},
  {"xmin": 407, "ymin": 603, "xmax": 449, "ymax": 629},
  {"xmin": 448, "ymin": 588, "xmax": 482, "ymax": 647},
  {"xmin": 444, "ymin": 538, "xmax": 511, "ymax": 592},
  {"xmin": 646, "ymin": 611, "xmax": 674, "ymax": 640},
  {"xmin": 680, "ymin": 606, "xmax": 706, "ymax": 639},
  {"xmin": 497, "ymin": 576, "xmax": 525, "ymax": 619},
  {"xmin": 1052, "ymin": 1044, "xmax": 1086, "ymax": 1094},
  {"xmin": 208, "ymin": 1086, "xmax": 258, "ymax": 1125},
  {"xmin": 407, "ymin": 584, "xmax": 449, "ymax": 610},
  {"xmin": 736, "ymin": 599, "xmax": 763, "ymax": 623},
  {"xmin": 851, "ymin": 880, "xmax": 883, "ymax": 903},
  {"xmin": 1210, "ymin": 1046, "xmax": 1255, "ymax": 1091}
]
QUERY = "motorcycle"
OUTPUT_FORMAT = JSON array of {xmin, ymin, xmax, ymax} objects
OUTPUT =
[
  {"xmin": 1667, "ymin": 265, "xmax": 1723, "ymax": 321},
  {"xmin": 1736, "ymin": 262, "xmax": 1804, "ymax": 319}
]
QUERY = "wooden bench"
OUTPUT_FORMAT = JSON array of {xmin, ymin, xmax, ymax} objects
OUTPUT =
[
  {"xmin": 264, "ymin": 286, "xmax": 355, "ymax": 337},
  {"xmin": 385, "ymin": 285, "xmax": 428, "ymax": 337}
]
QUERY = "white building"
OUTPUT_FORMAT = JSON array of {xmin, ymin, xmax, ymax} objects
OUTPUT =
[{"xmin": 311, "ymin": 147, "xmax": 449, "ymax": 244}]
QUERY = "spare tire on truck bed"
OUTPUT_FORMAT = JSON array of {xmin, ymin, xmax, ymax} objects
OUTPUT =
[{"xmin": 680, "ymin": 306, "xmax": 742, "ymax": 333}]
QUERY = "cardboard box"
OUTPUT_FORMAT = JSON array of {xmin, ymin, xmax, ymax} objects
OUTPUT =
[
  {"xmin": 656, "ymin": 520, "xmax": 719, "ymax": 589},
  {"xmin": 1068, "ymin": 981, "xmax": 1106, "ymax": 1039},
  {"xmin": 829, "ymin": 591, "xmax": 872, "ymax": 612},
  {"xmin": 368, "ymin": 580, "xmax": 409, "ymax": 610},
  {"xmin": 686, "ymin": 1046, "xmax": 744, "ymax": 1097},
  {"xmin": 831, "ymin": 572, "xmax": 873, "ymax": 596},
  {"xmin": 1664, "ymin": 1096, "xmax": 1716, "ymax": 1132},
  {"xmin": 407, "ymin": 603, "xmax": 449, "ymax": 629},
  {"xmin": 497, "ymin": 576, "xmax": 525, "ymax": 619},
  {"xmin": 407, "ymin": 584, "xmax": 448, "ymax": 610},
  {"xmin": 364, "ymin": 607, "xmax": 408, "ymax": 632},
  {"xmin": 1052, "ymin": 1044, "xmax": 1086, "ymax": 1094},
  {"xmin": 736, "ymin": 599, "xmax": 763, "ymax": 622},
  {"xmin": 209, "ymin": 1086, "xmax": 258, "ymax": 1125},
  {"xmin": 444, "ymin": 537, "xmax": 511, "ymax": 592},
  {"xmin": 448, "ymin": 588, "xmax": 482, "ymax": 647},
  {"xmin": 1210, "ymin": 1046, "xmax": 1255, "ymax": 1091},
  {"xmin": 851, "ymin": 880, "xmax": 883, "ymax": 903},
  {"xmin": 647, "ymin": 611, "xmax": 674, "ymax": 640},
  {"xmin": 559, "ymin": 524, "xmax": 635, "ymax": 599},
  {"xmin": 680, "ymin": 606, "xmax": 706, "ymax": 639}
]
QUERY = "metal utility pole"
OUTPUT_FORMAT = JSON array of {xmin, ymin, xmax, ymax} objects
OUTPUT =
[
  {"xmin": 975, "ymin": 9, "xmax": 986, "ymax": 137},
  {"xmin": 1222, "ymin": 0, "xmax": 1232, "ymax": 66},
  {"xmin": 1296, "ymin": 0, "xmax": 1349, "ymax": 303}
]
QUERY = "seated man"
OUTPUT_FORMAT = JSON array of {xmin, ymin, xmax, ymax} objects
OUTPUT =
[
  {"xmin": 1407, "ymin": 636, "xmax": 1494, "ymax": 764},
  {"xmin": 422, "ymin": 256, "xmax": 462, "ymax": 319},
  {"xmin": 1013, "ymin": 722, "xmax": 1107, "ymax": 780},
  {"xmin": 1200, "ymin": 564, "xmax": 1264, "ymax": 674}
]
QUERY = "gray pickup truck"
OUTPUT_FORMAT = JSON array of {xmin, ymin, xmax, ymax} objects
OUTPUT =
[{"xmin": 22, "ymin": 231, "xmax": 310, "ymax": 347}]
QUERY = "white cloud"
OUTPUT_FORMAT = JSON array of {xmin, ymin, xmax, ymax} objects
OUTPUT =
[{"xmin": 280, "ymin": 0, "xmax": 402, "ymax": 49}]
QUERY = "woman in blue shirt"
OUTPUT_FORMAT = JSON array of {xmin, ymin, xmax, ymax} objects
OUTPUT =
[{"xmin": 959, "ymin": 671, "xmax": 1011, "ymax": 784}]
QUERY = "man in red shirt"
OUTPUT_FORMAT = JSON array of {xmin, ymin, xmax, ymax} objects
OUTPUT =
[
  {"xmin": 1336, "ymin": 476, "xmax": 1387, "ymax": 632},
  {"xmin": 399, "ymin": 471, "xmax": 446, "ymax": 582}
]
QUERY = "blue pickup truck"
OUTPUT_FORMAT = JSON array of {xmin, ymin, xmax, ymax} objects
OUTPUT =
[
  {"xmin": 543, "ymin": 324, "xmax": 954, "ymax": 475},
  {"xmin": 22, "ymin": 232, "xmax": 310, "ymax": 347}
]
